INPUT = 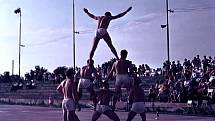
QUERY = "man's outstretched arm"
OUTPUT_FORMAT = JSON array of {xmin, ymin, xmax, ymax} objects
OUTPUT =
[
  {"xmin": 83, "ymin": 8, "xmax": 99, "ymax": 20},
  {"xmin": 107, "ymin": 62, "xmax": 116, "ymax": 81},
  {"xmin": 111, "ymin": 7, "xmax": 132, "ymax": 19},
  {"xmin": 56, "ymin": 83, "xmax": 63, "ymax": 95}
]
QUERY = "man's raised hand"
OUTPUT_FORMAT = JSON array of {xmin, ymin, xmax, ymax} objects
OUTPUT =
[
  {"xmin": 127, "ymin": 6, "xmax": 132, "ymax": 12},
  {"xmin": 83, "ymin": 8, "xmax": 88, "ymax": 13}
]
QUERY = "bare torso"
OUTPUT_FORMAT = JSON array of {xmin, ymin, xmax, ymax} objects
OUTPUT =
[
  {"xmin": 97, "ymin": 16, "xmax": 111, "ymax": 29},
  {"xmin": 114, "ymin": 59, "xmax": 130, "ymax": 74},
  {"xmin": 130, "ymin": 86, "xmax": 145, "ymax": 102},
  {"xmin": 97, "ymin": 89, "xmax": 113, "ymax": 105},
  {"xmin": 61, "ymin": 79, "xmax": 75, "ymax": 99},
  {"xmin": 80, "ymin": 65, "xmax": 96, "ymax": 80}
]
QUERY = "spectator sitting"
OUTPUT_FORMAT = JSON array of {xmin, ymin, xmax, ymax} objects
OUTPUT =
[
  {"xmin": 148, "ymin": 85, "xmax": 157, "ymax": 102},
  {"xmin": 26, "ymin": 79, "xmax": 37, "ymax": 89},
  {"xmin": 11, "ymin": 81, "xmax": 23, "ymax": 91},
  {"xmin": 157, "ymin": 84, "xmax": 170, "ymax": 102}
]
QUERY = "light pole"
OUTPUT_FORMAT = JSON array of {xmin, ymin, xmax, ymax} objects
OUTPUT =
[
  {"xmin": 72, "ymin": 0, "xmax": 76, "ymax": 70},
  {"xmin": 72, "ymin": 0, "xmax": 80, "ymax": 71},
  {"xmin": 12, "ymin": 60, "xmax": 14, "ymax": 75},
  {"xmin": 161, "ymin": 0, "xmax": 174, "ymax": 62},
  {"xmin": 166, "ymin": 0, "xmax": 170, "ymax": 62},
  {"xmin": 14, "ymin": 8, "xmax": 22, "ymax": 78}
]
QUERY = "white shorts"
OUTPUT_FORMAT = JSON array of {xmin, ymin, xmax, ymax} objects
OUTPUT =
[
  {"xmin": 95, "ymin": 28, "xmax": 108, "ymax": 39},
  {"xmin": 62, "ymin": 98, "xmax": 75, "ymax": 111},
  {"xmin": 78, "ymin": 78, "xmax": 93, "ymax": 89},
  {"xmin": 115, "ymin": 74, "xmax": 131, "ymax": 90},
  {"xmin": 96, "ymin": 104, "xmax": 112, "ymax": 113},
  {"xmin": 131, "ymin": 102, "xmax": 145, "ymax": 113}
]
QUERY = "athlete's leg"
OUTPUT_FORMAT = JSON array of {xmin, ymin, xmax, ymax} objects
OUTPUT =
[
  {"xmin": 63, "ymin": 110, "xmax": 67, "ymax": 121},
  {"xmin": 74, "ymin": 113, "xmax": 80, "ymax": 121},
  {"xmin": 126, "ymin": 111, "xmax": 137, "ymax": 121},
  {"xmin": 92, "ymin": 111, "xmax": 102, "ymax": 121},
  {"xmin": 113, "ymin": 84, "xmax": 122, "ymax": 110},
  {"xmin": 68, "ymin": 111, "xmax": 80, "ymax": 121},
  {"xmin": 104, "ymin": 110, "xmax": 120, "ymax": 121},
  {"xmin": 88, "ymin": 86, "xmax": 97, "ymax": 110},
  {"xmin": 89, "ymin": 37, "xmax": 100, "ymax": 60},
  {"xmin": 76, "ymin": 84, "xmax": 82, "ymax": 111},
  {"xmin": 103, "ymin": 34, "xmax": 119, "ymax": 59},
  {"xmin": 140, "ymin": 112, "xmax": 146, "ymax": 121}
]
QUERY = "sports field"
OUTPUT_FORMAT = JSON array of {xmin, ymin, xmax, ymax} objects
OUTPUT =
[{"xmin": 0, "ymin": 104, "xmax": 214, "ymax": 121}]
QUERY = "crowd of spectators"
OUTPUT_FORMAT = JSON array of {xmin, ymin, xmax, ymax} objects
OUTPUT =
[
  {"xmin": 147, "ymin": 55, "xmax": 215, "ymax": 105},
  {"xmin": 0, "ymin": 55, "xmax": 215, "ymax": 104}
]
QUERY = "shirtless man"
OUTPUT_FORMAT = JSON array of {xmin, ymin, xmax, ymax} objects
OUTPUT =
[
  {"xmin": 83, "ymin": 7, "xmax": 132, "ymax": 60},
  {"xmin": 126, "ymin": 76, "xmax": 146, "ymax": 121},
  {"xmin": 77, "ymin": 59, "xmax": 99, "ymax": 110},
  {"xmin": 108, "ymin": 49, "xmax": 133, "ymax": 109},
  {"xmin": 92, "ymin": 81, "xmax": 120, "ymax": 121},
  {"xmin": 57, "ymin": 68, "xmax": 80, "ymax": 121}
]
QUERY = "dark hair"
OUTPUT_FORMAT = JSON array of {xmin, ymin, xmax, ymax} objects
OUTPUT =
[
  {"xmin": 65, "ymin": 68, "xmax": 75, "ymax": 78},
  {"xmin": 120, "ymin": 49, "xmax": 128, "ymax": 58},
  {"xmin": 105, "ymin": 12, "xmax": 111, "ymax": 16},
  {"xmin": 87, "ymin": 59, "xmax": 94, "ymax": 64}
]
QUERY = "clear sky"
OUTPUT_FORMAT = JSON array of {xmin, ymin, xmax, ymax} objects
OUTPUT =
[{"xmin": 0, "ymin": 0, "xmax": 215, "ymax": 75}]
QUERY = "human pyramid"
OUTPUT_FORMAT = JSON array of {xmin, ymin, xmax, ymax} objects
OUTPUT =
[{"xmin": 57, "ymin": 6, "xmax": 146, "ymax": 121}]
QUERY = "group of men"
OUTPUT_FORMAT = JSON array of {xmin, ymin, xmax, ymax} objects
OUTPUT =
[{"xmin": 57, "ymin": 6, "xmax": 146, "ymax": 121}]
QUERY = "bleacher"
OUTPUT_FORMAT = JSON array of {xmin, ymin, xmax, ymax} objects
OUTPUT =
[
  {"xmin": 0, "ymin": 83, "xmax": 60, "ymax": 106},
  {"xmin": 0, "ymin": 77, "xmax": 150, "ymax": 106},
  {"xmin": 1, "ymin": 76, "xmax": 214, "ymax": 115},
  {"xmin": 0, "ymin": 83, "xmax": 11, "ymax": 93},
  {"xmin": 0, "ymin": 75, "xmax": 164, "ymax": 102}
]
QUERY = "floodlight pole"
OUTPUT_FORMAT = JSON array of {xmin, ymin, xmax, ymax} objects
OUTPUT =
[
  {"xmin": 72, "ymin": 0, "xmax": 76, "ymax": 69},
  {"xmin": 12, "ymin": 60, "xmax": 14, "ymax": 75},
  {"xmin": 166, "ymin": 0, "xmax": 170, "ymax": 62},
  {"xmin": 19, "ymin": 9, "xmax": 21, "ymax": 77},
  {"xmin": 14, "ymin": 8, "xmax": 22, "ymax": 78}
]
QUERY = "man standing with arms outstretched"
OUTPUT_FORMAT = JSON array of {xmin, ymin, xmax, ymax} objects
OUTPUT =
[
  {"xmin": 83, "ymin": 7, "xmax": 132, "ymax": 60},
  {"xmin": 57, "ymin": 68, "xmax": 80, "ymax": 121},
  {"xmin": 108, "ymin": 49, "xmax": 133, "ymax": 110}
]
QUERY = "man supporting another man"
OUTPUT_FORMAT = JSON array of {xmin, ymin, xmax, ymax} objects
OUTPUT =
[
  {"xmin": 92, "ymin": 81, "xmax": 120, "ymax": 121},
  {"xmin": 126, "ymin": 76, "xmax": 146, "ymax": 121},
  {"xmin": 77, "ymin": 59, "xmax": 100, "ymax": 110},
  {"xmin": 108, "ymin": 49, "xmax": 133, "ymax": 110}
]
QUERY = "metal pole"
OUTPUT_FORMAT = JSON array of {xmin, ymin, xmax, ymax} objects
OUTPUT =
[
  {"xmin": 166, "ymin": 0, "xmax": 170, "ymax": 62},
  {"xmin": 72, "ymin": 0, "xmax": 76, "ymax": 69},
  {"xmin": 18, "ymin": 10, "xmax": 22, "ymax": 77},
  {"xmin": 12, "ymin": 60, "xmax": 14, "ymax": 75}
]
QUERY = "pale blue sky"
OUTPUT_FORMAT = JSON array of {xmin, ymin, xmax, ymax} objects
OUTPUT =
[{"xmin": 0, "ymin": 0, "xmax": 215, "ymax": 75}]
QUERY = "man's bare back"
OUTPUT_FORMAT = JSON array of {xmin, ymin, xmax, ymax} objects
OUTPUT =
[
  {"xmin": 113, "ymin": 59, "xmax": 131, "ymax": 74},
  {"xmin": 57, "ymin": 69, "xmax": 78, "ymax": 101},
  {"xmin": 60, "ymin": 79, "xmax": 76, "ymax": 99},
  {"xmin": 108, "ymin": 49, "xmax": 132, "ymax": 76},
  {"xmin": 107, "ymin": 49, "xmax": 133, "ymax": 110},
  {"xmin": 84, "ymin": 7, "xmax": 132, "ymax": 30},
  {"xmin": 56, "ymin": 68, "xmax": 80, "ymax": 121},
  {"xmin": 57, "ymin": 69, "xmax": 77, "ymax": 100},
  {"xmin": 83, "ymin": 7, "xmax": 132, "ymax": 60},
  {"xmin": 97, "ymin": 16, "xmax": 111, "ymax": 29}
]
